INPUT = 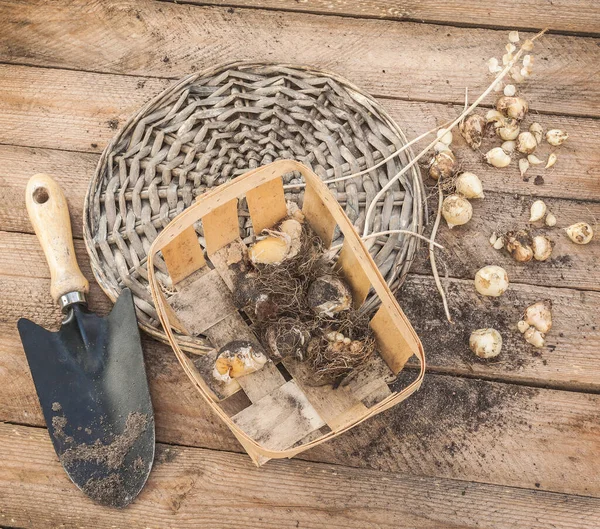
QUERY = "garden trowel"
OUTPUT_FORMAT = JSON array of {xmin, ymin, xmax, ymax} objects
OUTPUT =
[{"xmin": 17, "ymin": 174, "xmax": 154, "ymax": 508}]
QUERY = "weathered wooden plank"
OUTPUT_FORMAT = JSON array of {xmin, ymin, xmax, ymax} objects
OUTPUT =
[
  {"xmin": 3, "ymin": 305, "xmax": 600, "ymax": 496},
  {"xmin": 231, "ymin": 380, "xmax": 326, "ymax": 451},
  {"xmin": 410, "ymin": 191, "xmax": 600, "ymax": 292},
  {"xmin": 0, "ymin": 77, "xmax": 597, "ymax": 213},
  {"xmin": 310, "ymin": 371, "xmax": 600, "ymax": 497},
  {"xmin": 1, "ymin": 0, "xmax": 599, "ymax": 116},
  {"xmin": 2, "ymin": 231, "xmax": 600, "ymax": 390},
  {"xmin": 282, "ymin": 358, "xmax": 369, "ymax": 432},
  {"xmin": 169, "ymin": 268, "xmax": 238, "ymax": 335},
  {"xmin": 169, "ymin": 0, "xmax": 600, "ymax": 35},
  {"xmin": 3, "ymin": 423, "xmax": 600, "ymax": 529}
]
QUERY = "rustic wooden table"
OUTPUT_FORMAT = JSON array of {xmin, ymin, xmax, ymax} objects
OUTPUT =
[{"xmin": 1, "ymin": 1, "xmax": 599, "ymax": 527}]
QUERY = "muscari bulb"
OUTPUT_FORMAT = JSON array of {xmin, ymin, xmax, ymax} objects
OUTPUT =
[
  {"xmin": 469, "ymin": 328, "xmax": 503, "ymax": 359},
  {"xmin": 429, "ymin": 150, "xmax": 458, "ymax": 181},
  {"xmin": 565, "ymin": 222, "xmax": 594, "ymax": 245},
  {"xmin": 530, "ymin": 200, "xmax": 547, "ymax": 222},
  {"xmin": 546, "ymin": 129, "xmax": 568, "ymax": 146},
  {"xmin": 524, "ymin": 300, "xmax": 553, "ymax": 334},
  {"xmin": 545, "ymin": 153, "xmax": 557, "ymax": 169},
  {"xmin": 496, "ymin": 96, "xmax": 529, "ymax": 121},
  {"xmin": 455, "ymin": 172, "xmax": 484, "ymax": 199},
  {"xmin": 474, "ymin": 265, "xmax": 509, "ymax": 297},
  {"xmin": 517, "ymin": 131, "xmax": 537, "ymax": 154},
  {"xmin": 532, "ymin": 235, "xmax": 553, "ymax": 261},
  {"xmin": 442, "ymin": 194, "xmax": 473, "ymax": 228},
  {"xmin": 485, "ymin": 147, "xmax": 511, "ymax": 168},
  {"xmin": 529, "ymin": 122, "xmax": 543, "ymax": 144},
  {"xmin": 497, "ymin": 118, "xmax": 520, "ymax": 141}
]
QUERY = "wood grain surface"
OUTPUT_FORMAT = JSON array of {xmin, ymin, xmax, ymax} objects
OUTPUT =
[
  {"xmin": 2, "ymin": 262, "xmax": 600, "ymax": 496},
  {"xmin": 1, "ymin": 0, "xmax": 599, "ymax": 116},
  {"xmin": 168, "ymin": 0, "xmax": 600, "ymax": 35},
  {"xmin": 2, "ymin": 422, "xmax": 600, "ymax": 529},
  {"xmin": 2, "ymin": 231, "xmax": 599, "ymax": 389},
  {"xmin": 1, "ymin": 0, "xmax": 599, "ymax": 525}
]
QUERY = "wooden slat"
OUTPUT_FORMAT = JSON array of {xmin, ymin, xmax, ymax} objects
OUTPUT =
[
  {"xmin": 3, "ymin": 231, "xmax": 600, "ymax": 390},
  {"xmin": 169, "ymin": 268, "xmax": 238, "ymax": 335},
  {"xmin": 335, "ymin": 239, "xmax": 372, "ymax": 309},
  {"xmin": 0, "ymin": 1, "xmax": 598, "ymax": 116},
  {"xmin": 282, "ymin": 358, "xmax": 369, "ymax": 431},
  {"xmin": 3, "ymin": 423, "xmax": 600, "ymax": 529},
  {"xmin": 201, "ymin": 199, "xmax": 240, "ymax": 255},
  {"xmin": 370, "ymin": 304, "xmax": 416, "ymax": 374},
  {"xmin": 231, "ymin": 380, "xmax": 326, "ymax": 451},
  {"xmin": 161, "ymin": 225, "xmax": 206, "ymax": 284},
  {"xmin": 169, "ymin": 0, "xmax": 600, "ymax": 35},
  {"xmin": 245, "ymin": 177, "xmax": 288, "ymax": 234},
  {"xmin": 301, "ymin": 183, "xmax": 337, "ymax": 247}
]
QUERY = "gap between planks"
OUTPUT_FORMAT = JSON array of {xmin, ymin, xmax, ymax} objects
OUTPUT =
[{"xmin": 155, "ymin": 0, "xmax": 600, "ymax": 37}]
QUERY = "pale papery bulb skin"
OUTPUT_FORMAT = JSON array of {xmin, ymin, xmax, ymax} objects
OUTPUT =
[
  {"xmin": 485, "ymin": 147, "xmax": 512, "ymax": 168},
  {"xmin": 442, "ymin": 194, "xmax": 473, "ymax": 228},
  {"xmin": 459, "ymin": 114, "xmax": 487, "ymax": 149},
  {"xmin": 545, "ymin": 129, "xmax": 568, "ymax": 146},
  {"xmin": 497, "ymin": 119, "xmax": 520, "ymax": 141},
  {"xmin": 469, "ymin": 328, "xmax": 503, "ymax": 359},
  {"xmin": 532, "ymin": 235, "xmax": 553, "ymax": 261},
  {"xmin": 529, "ymin": 200, "xmax": 547, "ymax": 222},
  {"xmin": 517, "ymin": 131, "xmax": 537, "ymax": 154},
  {"xmin": 545, "ymin": 212, "xmax": 557, "ymax": 227},
  {"xmin": 504, "ymin": 230, "xmax": 534, "ymax": 263},
  {"xmin": 455, "ymin": 172, "xmax": 484, "ymax": 199},
  {"xmin": 429, "ymin": 150, "xmax": 458, "ymax": 181},
  {"xmin": 524, "ymin": 327, "xmax": 545, "ymax": 348},
  {"xmin": 529, "ymin": 122, "xmax": 543, "ymax": 144},
  {"xmin": 496, "ymin": 96, "xmax": 529, "ymax": 121},
  {"xmin": 565, "ymin": 222, "xmax": 593, "ymax": 245},
  {"xmin": 474, "ymin": 265, "xmax": 509, "ymax": 297},
  {"xmin": 524, "ymin": 300, "xmax": 553, "ymax": 334}
]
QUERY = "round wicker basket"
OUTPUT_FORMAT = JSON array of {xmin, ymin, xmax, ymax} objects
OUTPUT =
[{"xmin": 84, "ymin": 62, "xmax": 425, "ymax": 352}]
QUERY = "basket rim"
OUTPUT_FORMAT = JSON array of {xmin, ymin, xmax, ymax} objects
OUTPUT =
[
  {"xmin": 83, "ymin": 61, "xmax": 425, "ymax": 351},
  {"xmin": 146, "ymin": 159, "xmax": 426, "ymax": 461}
]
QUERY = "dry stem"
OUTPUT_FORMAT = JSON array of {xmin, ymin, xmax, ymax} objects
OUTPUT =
[
  {"xmin": 363, "ymin": 27, "xmax": 548, "ymax": 238},
  {"xmin": 430, "ymin": 182, "xmax": 453, "ymax": 323}
]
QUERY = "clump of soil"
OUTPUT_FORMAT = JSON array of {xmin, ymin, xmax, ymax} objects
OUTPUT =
[
  {"xmin": 51, "ymin": 415, "xmax": 73, "ymax": 443},
  {"xmin": 61, "ymin": 412, "xmax": 149, "ymax": 471},
  {"xmin": 51, "ymin": 402, "xmax": 62, "ymax": 412}
]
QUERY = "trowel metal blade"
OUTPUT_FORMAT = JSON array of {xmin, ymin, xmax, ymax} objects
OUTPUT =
[{"xmin": 17, "ymin": 288, "xmax": 154, "ymax": 508}]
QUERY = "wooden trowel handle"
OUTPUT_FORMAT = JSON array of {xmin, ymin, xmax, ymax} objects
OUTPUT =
[{"xmin": 26, "ymin": 174, "xmax": 89, "ymax": 307}]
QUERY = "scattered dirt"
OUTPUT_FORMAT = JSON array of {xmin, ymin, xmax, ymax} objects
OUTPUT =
[
  {"xmin": 82, "ymin": 473, "xmax": 126, "ymax": 508},
  {"xmin": 51, "ymin": 416, "xmax": 73, "ymax": 444},
  {"xmin": 353, "ymin": 374, "xmax": 540, "ymax": 465},
  {"xmin": 61, "ymin": 412, "xmax": 149, "ymax": 471},
  {"xmin": 51, "ymin": 402, "xmax": 62, "ymax": 412},
  {"xmin": 398, "ymin": 277, "xmax": 533, "ymax": 371},
  {"xmin": 106, "ymin": 118, "xmax": 119, "ymax": 130}
]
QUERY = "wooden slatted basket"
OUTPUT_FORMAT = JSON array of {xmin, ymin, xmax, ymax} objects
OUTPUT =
[{"xmin": 147, "ymin": 160, "xmax": 425, "ymax": 465}]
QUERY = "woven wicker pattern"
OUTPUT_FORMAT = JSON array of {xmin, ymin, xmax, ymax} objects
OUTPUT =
[{"xmin": 84, "ymin": 62, "xmax": 425, "ymax": 349}]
